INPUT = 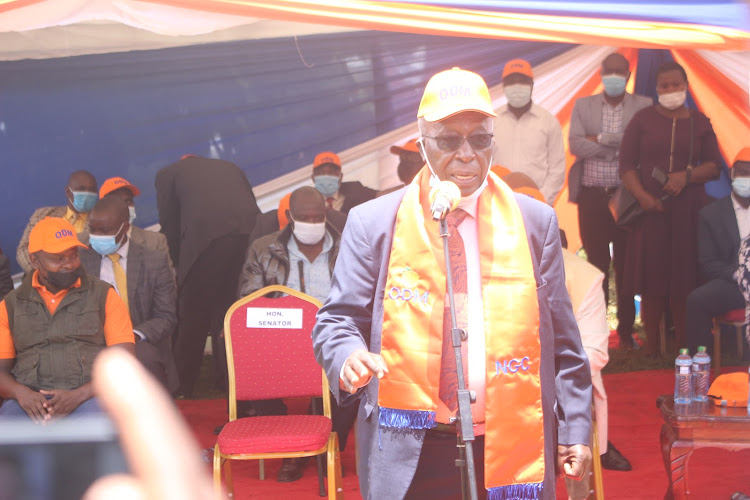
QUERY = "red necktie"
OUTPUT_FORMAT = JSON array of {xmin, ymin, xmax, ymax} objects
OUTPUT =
[
  {"xmin": 439, "ymin": 208, "xmax": 469, "ymax": 412},
  {"xmin": 326, "ymin": 197, "xmax": 334, "ymax": 209}
]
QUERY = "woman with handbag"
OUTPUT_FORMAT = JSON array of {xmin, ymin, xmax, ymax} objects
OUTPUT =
[{"xmin": 618, "ymin": 61, "xmax": 721, "ymax": 357}]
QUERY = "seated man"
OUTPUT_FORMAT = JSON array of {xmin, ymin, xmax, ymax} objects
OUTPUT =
[
  {"xmin": 237, "ymin": 186, "xmax": 351, "ymax": 483},
  {"xmin": 98, "ymin": 177, "xmax": 171, "ymax": 262},
  {"xmin": 0, "ymin": 250, "xmax": 12, "ymax": 301},
  {"xmin": 0, "ymin": 217, "xmax": 134, "ymax": 421},
  {"xmin": 80, "ymin": 198, "xmax": 179, "ymax": 394},
  {"xmin": 686, "ymin": 148, "xmax": 750, "ymax": 354},
  {"xmin": 17, "ymin": 170, "xmax": 98, "ymax": 274},
  {"xmin": 311, "ymin": 151, "xmax": 377, "ymax": 214}
]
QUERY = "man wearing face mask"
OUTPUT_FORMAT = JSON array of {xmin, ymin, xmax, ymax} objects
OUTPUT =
[
  {"xmin": 685, "ymin": 148, "xmax": 750, "ymax": 355},
  {"xmin": 313, "ymin": 67, "xmax": 591, "ymax": 499},
  {"xmin": 236, "ymin": 186, "xmax": 345, "ymax": 483},
  {"xmin": 17, "ymin": 170, "xmax": 98, "ymax": 274},
  {"xmin": 79, "ymin": 197, "xmax": 178, "ymax": 393},
  {"xmin": 0, "ymin": 217, "xmax": 135, "ymax": 421},
  {"xmin": 568, "ymin": 53, "xmax": 652, "ymax": 352},
  {"xmin": 494, "ymin": 59, "xmax": 565, "ymax": 205},
  {"xmin": 311, "ymin": 151, "xmax": 377, "ymax": 214},
  {"xmin": 98, "ymin": 177, "xmax": 170, "ymax": 258}
]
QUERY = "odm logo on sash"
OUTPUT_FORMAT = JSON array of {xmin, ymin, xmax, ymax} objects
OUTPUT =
[{"xmin": 387, "ymin": 267, "xmax": 429, "ymax": 306}]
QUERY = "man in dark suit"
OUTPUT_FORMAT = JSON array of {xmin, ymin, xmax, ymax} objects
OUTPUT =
[
  {"xmin": 80, "ymin": 197, "xmax": 179, "ymax": 393},
  {"xmin": 155, "ymin": 156, "xmax": 260, "ymax": 396},
  {"xmin": 686, "ymin": 150, "xmax": 750, "ymax": 354},
  {"xmin": 311, "ymin": 151, "xmax": 377, "ymax": 214},
  {"xmin": 312, "ymin": 68, "xmax": 591, "ymax": 499},
  {"xmin": 568, "ymin": 52, "xmax": 652, "ymax": 350}
]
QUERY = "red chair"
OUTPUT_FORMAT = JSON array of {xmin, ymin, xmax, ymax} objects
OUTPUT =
[
  {"xmin": 213, "ymin": 285, "xmax": 343, "ymax": 499},
  {"xmin": 711, "ymin": 308, "xmax": 746, "ymax": 377}
]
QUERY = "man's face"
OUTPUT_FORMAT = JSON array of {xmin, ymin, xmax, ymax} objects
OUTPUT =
[
  {"xmin": 31, "ymin": 247, "xmax": 80, "ymax": 275},
  {"xmin": 733, "ymin": 161, "xmax": 750, "ymax": 179},
  {"xmin": 601, "ymin": 56, "xmax": 630, "ymax": 80},
  {"xmin": 656, "ymin": 69, "xmax": 687, "ymax": 96},
  {"xmin": 88, "ymin": 210, "xmax": 128, "ymax": 243},
  {"xmin": 312, "ymin": 164, "xmax": 342, "ymax": 180},
  {"xmin": 502, "ymin": 73, "xmax": 533, "ymax": 88},
  {"xmin": 419, "ymin": 111, "xmax": 494, "ymax": 197},
  {"xmin": 397, "ymin": 151, "xmax": 424, "ymax": 185},
  {"xmin": 66, "ymin": 175, "xmax": 97, "ymax": 203},
  {"xmin": 288, "ymin": 199, "xmax": 326, "ymax": 224},
  {"xmin": 108, "ymin": 188, "xmax": 135, "ymax": 207}
]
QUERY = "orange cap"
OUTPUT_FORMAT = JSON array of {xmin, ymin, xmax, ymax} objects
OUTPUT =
[
  {"xmin": 490, "ymin": 164, "xmax": 511, "ymax": 178},
  {"xmin": 708, "ymin": 372, "xmax": 749, "ymax": 407},
  {"xmin": 277, "ymin": 192, "xmax": 292, "ymax": 229},
  {"xmin": 734, "ymin": 147, "xmax": 750, "ymax": 165},
  {"xmin": 390, "ymin": 138, "xmax": 420, "ymax": 155},
  {"xmin": 502, "ymin": 59, "xmax": 533, "ymax": 79},
  {"xmin": 28, "ymin": 217, "xmax": 87, "ymax": 254},
  {"xmin": 514, "ymin": 186, "xmax": 546, "ymax": 204},
  {"xmin": 313, "ymin": 152, "xmax": 341, "ymax": 169},
  {"xmin": 417, "ymin": 67, "xmax": 496, "ymax": 122},
  {"xmin": 99, "ymin": 177, "xmax": 141, "ymax": 199}
]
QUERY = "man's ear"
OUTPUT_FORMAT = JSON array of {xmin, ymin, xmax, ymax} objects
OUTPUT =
[
  {"xmin": 29, "ymin": 252, "xmax": 40, "ymax": 270},
  {"xmin": 416, "ymin": 138, "xmax": 427, "ymax": 163},
  {"xmin": 285, "ymin": 209, "xmax": 293, "ymax": 226},
  {"xmin": 120, "ymin": 222, "xmax": 130, "ymax": 242}
]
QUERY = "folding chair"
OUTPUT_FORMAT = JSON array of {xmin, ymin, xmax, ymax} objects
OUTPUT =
[{"xmin": 213, "ymin": 285, "xmax": 343, "ymax": 499}]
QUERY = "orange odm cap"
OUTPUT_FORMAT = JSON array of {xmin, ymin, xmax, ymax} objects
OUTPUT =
[
  {"xmin": 490, "ymin": 164, "xmax": 511, "ymax": 178},
  {"xmin": 313, "ymin": 152, "xmax": 341, "ymax": 169},
  {"xmin": 390, "ymin": 138, "xmax": 420, "ymax": 155},
  {"xmin": 99, "ymin": 177, "xmax": 141, "ymax": 199},
  {"xmin": 514, "ymin": 186, "xmax": 547, "ymax": 204},
  {"xmin": 733, "ymin": 147, "xmax": 750, "ymax": 165},
  {"xmin": 417, "ymin": 67, "xmax": 496, "ymax": 123},
  {"xmin": 28, "ymin": 217, "xmax": 87, "ymax": 254},
  {"xmin": 502, "ymin": 59, "xmax": 533, "ymax": 79},
  {"xmin": 277, "ymin": 192, "xmax": 292, "ymax": 229},
  {"xmin": 708, "ymin": 372, "xmax": 749, "ymax": 407}
]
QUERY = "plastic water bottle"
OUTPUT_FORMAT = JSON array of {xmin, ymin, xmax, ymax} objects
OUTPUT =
[
  {"xmin": 674, "ymin": 348, "xmax": 693, "ymax": 404},
  {"xmin": 691, "ymin": 346, "xmax": 711, "ymax": 402}
]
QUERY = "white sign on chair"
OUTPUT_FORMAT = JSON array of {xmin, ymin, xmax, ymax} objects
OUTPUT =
[{"xmin": 246, "ymin": 308, "xmax": 303, "ymax": 329}]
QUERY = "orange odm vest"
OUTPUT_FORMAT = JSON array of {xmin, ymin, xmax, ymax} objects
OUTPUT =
[{"xmin": 378, "ymin": 169, "xmax": 545, "ymax": 498}]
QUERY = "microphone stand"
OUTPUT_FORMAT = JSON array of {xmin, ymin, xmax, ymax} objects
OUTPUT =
[{"xmin": 439, "ymin": 217, "xmax": 478, "ymax": 500}]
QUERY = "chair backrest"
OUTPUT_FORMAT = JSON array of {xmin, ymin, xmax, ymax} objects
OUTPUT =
[{"xmin": 224, "ymin": 285, "xmax": 323, "ymax": 409}]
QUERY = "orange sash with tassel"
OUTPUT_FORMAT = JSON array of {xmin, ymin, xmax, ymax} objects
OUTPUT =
[{"xmin": 378, "ymin": 168, "xmax": 545, "ymax": 499}]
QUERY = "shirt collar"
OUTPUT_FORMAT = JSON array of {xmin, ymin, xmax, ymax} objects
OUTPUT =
[
  {"xmin": 117, "ymin": 239, "xmax": 130, "ymax": 260},
  {"xmin": 499, "ymin": 102, "xmax": 539, "ymax": 118},
  {"xmin": 599, "ymin": 92, "xmax": 629, "ymax": 108},
  {"xmin": 732, "ymin": 193, "xmax": 749, "ymax": 212}
]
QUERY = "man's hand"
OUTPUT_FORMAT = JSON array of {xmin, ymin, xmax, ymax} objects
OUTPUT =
[
  {"xmin": 40, "ymin": 388, "xmax": 86, "ymax": 418},
  {"xmin": 557, "ymin": 444, "xmax": 592, "ymax": 481},
  {"xmin": 14, "ymin": 386, "xmax": 49, "ymax": 424},
  {"xmin": 664, "ymin": 171, "xmax": 688, "ymax": 197},
  {"xmin": 637, "ymin": 193, "xmax": 664, "ymax": 213},
  {"xmin": 340, "ymin": 349, "xmax": 388, "ymax": 394}
]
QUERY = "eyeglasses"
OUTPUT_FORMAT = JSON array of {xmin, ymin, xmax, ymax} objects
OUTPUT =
[{"xmin": 422, "ymin": 133, "xmax": 494, "ymax": 152}]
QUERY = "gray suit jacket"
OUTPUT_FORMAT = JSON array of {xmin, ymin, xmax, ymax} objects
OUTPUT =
[
  {"xmin": 569, "ymin": 92, "xmax": 652, "ymax": 162},
  {"xmin": 79, "ymin": 240, "xmax": 179, "ymax": 391},
  {"xmin": 312, "ymin": 188, "xmax": 592, "ymax": 500},
  {"xmin": 699, "ymin": 196, "xmax": 741, "ymax": 283}
]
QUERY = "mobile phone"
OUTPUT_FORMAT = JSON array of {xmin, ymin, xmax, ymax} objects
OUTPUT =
[
  {"xmin": 0, "ymin": 416, "xmax": 128, "ymax": 500},
  {"xmin": 652, "ymin": 168, "xmax": 668, "ymax": 186}
]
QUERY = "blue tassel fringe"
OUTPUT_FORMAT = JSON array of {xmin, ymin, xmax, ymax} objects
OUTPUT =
[
  {"xmin": 487, "ymin": 482, "xmax": 543, "ymax": 500},
  {"xmin": 378, "ymin": 407, "xmax": 437, "ymax": 430}
]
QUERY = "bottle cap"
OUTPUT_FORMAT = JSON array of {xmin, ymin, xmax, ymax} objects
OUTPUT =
[
  {"xmin": 698, "ymin": 346, "xmax": 707, "ymax": 352},
  {"xmin": 679, "ymin": 348, "xmax": 689, "ymax": 355}
]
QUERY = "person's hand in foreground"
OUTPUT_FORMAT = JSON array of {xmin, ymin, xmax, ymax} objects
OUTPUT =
[
  {"xmin": 340, "ymin": 348, "xmax": 388, "ymax": 394},
  {"xmin": 83, "ymin": 348, "xmax": 217, "ymax": 500},
  {"xmin": 557, "ymin": 444, "xmax": 592, "ymax": 481}
]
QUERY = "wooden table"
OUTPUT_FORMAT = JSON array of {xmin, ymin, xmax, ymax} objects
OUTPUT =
[{"xmin": 657, "ymin": 395, "xmax": 750, "ymax": 499}]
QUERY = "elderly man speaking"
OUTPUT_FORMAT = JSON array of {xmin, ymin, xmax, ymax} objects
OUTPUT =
[{"xmin": 313, "ymin": 67, "xmax": 592, "ymax": 499}]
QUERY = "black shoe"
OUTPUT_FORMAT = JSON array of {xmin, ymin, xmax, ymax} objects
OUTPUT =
[
  {"xmin": 600, "ymin": 441, "xmax": 632, "ymax": 471},
  {"xmin": 277, "ymin": 457, "xmax": 306, "ymax": 482}
]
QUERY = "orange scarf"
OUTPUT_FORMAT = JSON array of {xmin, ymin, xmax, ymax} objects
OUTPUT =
[{"xmin": 378, "ymin": 169, "xmax": 544, "ymax": 499}]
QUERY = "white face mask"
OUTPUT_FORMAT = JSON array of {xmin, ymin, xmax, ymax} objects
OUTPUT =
[
  {"xmin": 504, "ymin": 84, "xmax": 532, "ymax": 108},
  {"xmin": 291, "ymin": 220, "xmax": 326, "ymax": 245},
  {"xmin": 658, "ymin": 90, "xmax": 687, "ymax": 110}
]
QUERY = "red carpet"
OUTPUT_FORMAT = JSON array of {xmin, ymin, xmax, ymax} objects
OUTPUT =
[{"xmin": 179, "ymin": 367, "xmax": 750, "ymax": 499}]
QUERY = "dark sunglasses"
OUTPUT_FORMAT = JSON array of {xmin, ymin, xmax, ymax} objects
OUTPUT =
[{"xmin": 422, "ymin": 133, "xmax": 494, "ymax": 152}]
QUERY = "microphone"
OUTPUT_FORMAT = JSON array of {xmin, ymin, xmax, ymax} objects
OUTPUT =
[{"xmin": 429, "ymin": 181, "xmax": 461, "ymax": 221}]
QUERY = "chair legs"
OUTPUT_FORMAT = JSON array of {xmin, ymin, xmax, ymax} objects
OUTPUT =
[
  {"xmin": 316, "ymin": 453, "xmax": 326, "ymax": 497},
  {"xmin": 327, "ymin": 432, "xmax": 343, "ymax": 500},
  {"xmin": 259, "ymin": 458, "xmax": 265, "ymax": 480},
  {"xmin": 590, "ymin": 419, "xmax": 604, "ymax": 500},
  {"xmin": 713, "ymin": 319, "xmax": 722, "ymax": 378},
  {"xmin": 213, "ymin": 446, "xmax": 224, "ymax": 497}
]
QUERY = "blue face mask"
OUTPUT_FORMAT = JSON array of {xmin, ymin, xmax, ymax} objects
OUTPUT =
[
  {"xmin": 89, "ymin": 223, "xmax": 125, "ymax": 256},
  {"xmin": 69, "ymin": 189, "xmax": 98, "ymax": 213},
  {"xmin": 128, "ymin": 206, "xmax": 136, "ymax": 224},
  {"xmin": 602, "ymin": 74, "xmax": 627, "ymax": 97},
  {"xmin": 733, "ymin": 177, "xmax": 750, "ymax": 198},
  {"xmin": 314, "ymin": 175, "xmax": 340, "ymax": 197}
]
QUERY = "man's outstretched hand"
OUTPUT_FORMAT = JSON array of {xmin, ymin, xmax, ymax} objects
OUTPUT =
[
  {"xmin": 557, "ymin": 444, "xmax": 592, "ymax": 481},
  {"xmin": 340, "ymin": 349, "xmax": 388, "ymax": 394}
]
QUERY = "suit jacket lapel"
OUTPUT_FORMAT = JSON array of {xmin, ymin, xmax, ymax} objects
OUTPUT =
[{"xmin": 126, "ymin": 241, "xmax": 142, "ymax": 312}]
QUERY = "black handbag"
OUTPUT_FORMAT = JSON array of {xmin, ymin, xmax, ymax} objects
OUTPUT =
[
  {"xmin": 567, "ymin": 159, "xmax": 584, "ymax": 204},
  {"xmin": 609, "ymin": 112, "xmax": 694, "ymax": 227}
]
